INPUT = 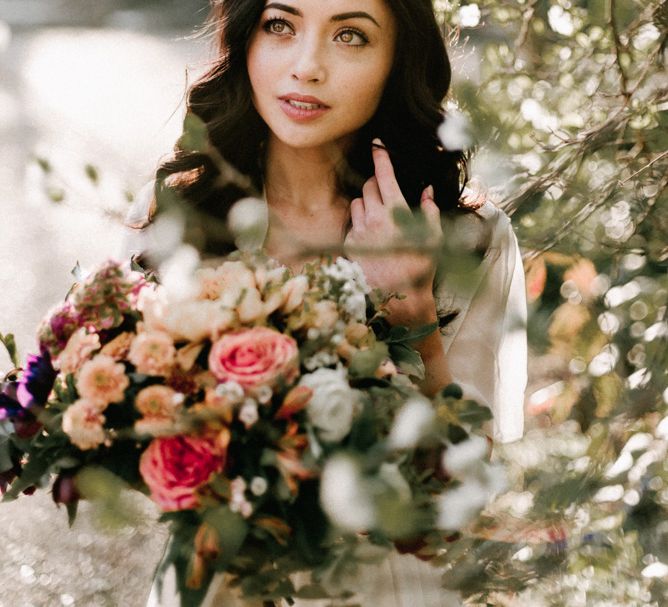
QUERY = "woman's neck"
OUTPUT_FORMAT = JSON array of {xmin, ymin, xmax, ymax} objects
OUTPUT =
[
  {"xmin": 263, "ymin": 135, "xmax": 349, "ymax": 214},
  {"xmin": 262, "ymin": 135, "xmax": 351, "ymax": 271}
]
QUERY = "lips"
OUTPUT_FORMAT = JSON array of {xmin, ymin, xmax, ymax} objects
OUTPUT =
[
  {"xmin": 279, "ymin": 93, "xmax": 330, "ymax": 109},
  {"xmin": 278, "ymin": 93, "xmax": 331, "ymax": 121}
]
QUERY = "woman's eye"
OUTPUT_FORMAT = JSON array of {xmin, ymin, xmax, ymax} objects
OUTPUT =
[
  {"xmin": 335, "ymin": 29, "xmax": 369, "ymax": 46},
  {"xmin": 263, "ymin": 18, "xmax": 292, "ymax": 35}
]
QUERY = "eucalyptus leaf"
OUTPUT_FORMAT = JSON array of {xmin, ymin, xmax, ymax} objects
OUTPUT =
[{"xmin": 0, "ymin": 332, "xmax": 19, "ymax": 368}]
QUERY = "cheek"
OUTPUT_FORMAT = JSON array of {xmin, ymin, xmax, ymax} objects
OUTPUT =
[
  {"xmin": 246, "ymin": 37, "xmax": 271, "ymax": 100},
  {"xmin": 342, "ymin": 63, "xmax": 392, "ymax": 120}
]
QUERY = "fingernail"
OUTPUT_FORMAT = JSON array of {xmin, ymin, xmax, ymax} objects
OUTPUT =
[
  {"xmin": 422, "ymin": 185, "xmax": 434, "ymax": 201},
  {"xmin": 371, "ymin": 137, "xmax": 386, "ymax": 150}
]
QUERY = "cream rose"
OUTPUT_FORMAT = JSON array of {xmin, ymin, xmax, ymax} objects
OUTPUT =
[{"xmin": 299, "ymin": 367, "xmax": 358, "ymax": 442}]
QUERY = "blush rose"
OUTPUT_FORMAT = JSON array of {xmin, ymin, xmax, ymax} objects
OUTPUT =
[{"xmin": 208, "ymin": 327, "xmax": 299, "ymax": 391}]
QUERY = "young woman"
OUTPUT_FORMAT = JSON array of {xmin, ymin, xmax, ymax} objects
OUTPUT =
[{"xmin": 133, "ymin": 0, "xmax": 527, "ymax": 604}]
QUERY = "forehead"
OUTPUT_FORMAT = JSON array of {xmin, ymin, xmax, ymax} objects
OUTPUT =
[{"xmin": 262, "ymin": 0, "xmax": 394, "ymax": 21}]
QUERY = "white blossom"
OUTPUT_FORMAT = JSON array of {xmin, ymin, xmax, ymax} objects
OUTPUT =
[
  {"xmin": 442, "ymin": 435, "xmax": 488, "ymax": 478},
  {"xmin": 239, "ymin": 398, "xmax": 259, "ymax": 428},
  {"xmin": 320, "ymin": 455, "xmax": 375, "ymax": 531},
  {"xmin": 388, "ymin": 397, "xmax": 435, "ymax": 450}
]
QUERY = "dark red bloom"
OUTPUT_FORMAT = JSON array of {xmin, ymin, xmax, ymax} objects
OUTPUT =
[{"xmin": 52, "ymin": 473, "xmax": 80, "ymax": 506}]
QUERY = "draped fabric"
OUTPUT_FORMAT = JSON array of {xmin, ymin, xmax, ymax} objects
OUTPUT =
[{"xmin": 125, "ymin": 185, "xmax": 527, "ymax": 607}]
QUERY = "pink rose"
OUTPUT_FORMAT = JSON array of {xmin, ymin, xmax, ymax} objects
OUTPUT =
[
  {"xmin": 139, "ymin": 434, "xmax": 226, "ymax": 511},
  {"xmin": 208, "ymin": 327, "xmax": 299, "ymax": 391}
]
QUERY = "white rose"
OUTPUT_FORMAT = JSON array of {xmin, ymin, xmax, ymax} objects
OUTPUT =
[{"xmin": 299, "ymin": 367, "xmax": 357, "ymax": 442}]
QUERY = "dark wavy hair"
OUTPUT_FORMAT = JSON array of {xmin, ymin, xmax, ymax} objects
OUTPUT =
[{"xmin": 154, "ymin": 0, "xmax": 469, "ymax": 255}]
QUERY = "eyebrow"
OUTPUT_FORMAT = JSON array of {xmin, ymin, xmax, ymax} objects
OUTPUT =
[{"xmin": 263, "ymin": 3, "xmax": 381, "ymax": 28}]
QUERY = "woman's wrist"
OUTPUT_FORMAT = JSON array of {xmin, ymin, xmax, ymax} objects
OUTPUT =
[{"xmin": 384, "ymin": 289, "xmax": 437, "ymax": 329}]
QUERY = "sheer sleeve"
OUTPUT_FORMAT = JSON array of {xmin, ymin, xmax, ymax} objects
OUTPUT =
[{"xmin": 436, "ymin": 202, "xmax": 527, "ymax": 443}]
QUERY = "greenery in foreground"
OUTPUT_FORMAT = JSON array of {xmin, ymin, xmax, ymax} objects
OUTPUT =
[{"xmin": 431, "ymin": 1, "xmax": 666, "ymax": 605}]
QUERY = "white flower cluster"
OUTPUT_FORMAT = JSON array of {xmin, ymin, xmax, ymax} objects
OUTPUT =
[{"xmin": 322, "ymin": 257, "xmax": 370, "ymax": 322}]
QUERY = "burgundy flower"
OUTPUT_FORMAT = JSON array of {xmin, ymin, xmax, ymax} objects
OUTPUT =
[
  {"xmin": 0, "ymin": 380, "xmax": 42, "ymax": 438},
  {"xmin": 52, "ymin": 473, "xmax": 80, "ymax": 506}
]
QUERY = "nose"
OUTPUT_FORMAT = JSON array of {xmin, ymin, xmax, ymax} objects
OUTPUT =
[{"xmin": 291, "ymin": 35, "xmax": 326, "ymax": 83}]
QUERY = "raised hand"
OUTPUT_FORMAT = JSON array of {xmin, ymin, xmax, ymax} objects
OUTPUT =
[{"xmin": 344, "ymin": 138, "xmax": 443, "ymax": 328}]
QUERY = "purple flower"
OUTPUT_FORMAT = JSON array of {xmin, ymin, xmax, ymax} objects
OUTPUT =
[
  {"xmin": 17, "ymin": 352, "xmax": 57, "ymax": 409},
  {"xmin": 0, "ymin": 380, "xmax": 21, "ymax": 419}
]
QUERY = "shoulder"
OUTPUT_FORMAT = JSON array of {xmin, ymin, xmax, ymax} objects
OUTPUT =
[{"xmin": 125, "ymin": 181, "xmax": 156, "ymax": 230}]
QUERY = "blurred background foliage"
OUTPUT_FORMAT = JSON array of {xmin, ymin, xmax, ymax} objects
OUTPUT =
[
  {"xmin": 0, "ymin": 0, "xmax": 666, "ymax": 605},
  {"xmin": 431, "ymin": 0, "xmax": 667, "ymax": 605}
]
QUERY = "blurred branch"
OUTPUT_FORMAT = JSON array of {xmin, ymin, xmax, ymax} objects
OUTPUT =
[{"xmin": 609, "ymin": 0, "xmax": 631, "ymax": 99}]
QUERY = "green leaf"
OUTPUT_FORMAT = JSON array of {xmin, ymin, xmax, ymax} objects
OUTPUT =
[
  {"xmin": 0, "ymin": 435, "xmax": 14, "ymax": 471},
  {"xmin": 349, "ymin": 342, "xmax": 389, "ymax": 378},
  {"xmin": 440, "ymin": 383, "xmax": 463, "ymax": 399},
  {"xmin": 203, "ymin": 506, "xmax": 248, "ymax": 570},
  {"xmin": 47, "ymin": 187, "xmax": 65, "ymax": 203},
  {"xmin": 66, "ymin": 500, "xmax": 78, "ymax": 527},
  {"xmin": 4, "ymin": 451, "xmax": 51, "ymax": 499},
  {"xmin": 70, "ymin": 261, "xmax": 84, "ymax": 282},
  {"xmin": 178, "ymin": 113, "xmax": 209, "ymax": 153},
  {"xmin": 387, "ymin": 322, "xmax": 437, "ymax": 344},
  {"xmin": 450, "ymin": 398, "xmax": 493, "ymax": 427},
  {"xmin": 34, "ymin": 156, "xmax": 52, "ymax": 173},
  {"xmin": 0, "ymin": 332, "xmax": 19, "ymax": 368},
  {"xmin": 388, "ymin": 343, "xmax": 425, "ymax": 380},
  {"xmin": 84, "ymin": 163, "xmax": 99, "ymax": 184}
]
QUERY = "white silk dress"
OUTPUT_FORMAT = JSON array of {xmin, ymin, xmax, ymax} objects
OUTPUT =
[{"xmin": 124, "ymin": 184, "xmax": 528, "ymax": 607}]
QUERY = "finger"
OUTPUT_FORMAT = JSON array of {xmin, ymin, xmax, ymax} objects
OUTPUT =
[
  {"xmin": 371, "ymin": 138, "xmax": 406, "ymax": 208},
  {"xmin": 362, "ymin": 176, "xmax": 383, "ymax": 215},
  {"xmin": 349, "ymin": 197, "xmax": 365, "ymax": 228},
  {"xmin": 420, "ymin": 185, "xmax": 443, "ymax": 240}
]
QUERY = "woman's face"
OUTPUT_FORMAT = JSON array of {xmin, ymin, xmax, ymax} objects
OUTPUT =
[{"xmin": 246, "ymin": 0, "xmax": 397, "ymax": 151}]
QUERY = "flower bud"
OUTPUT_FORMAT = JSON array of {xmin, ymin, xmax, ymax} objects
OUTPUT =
[
  {"xmin": 194, "ymin": 522, "xmax": 220, "ymax": 561},
  {"xmin": 275, "ymin": 385, "xmax": 312, "ymax": 420},
  {"xmin": 52, "ymin": 473, "xmax": 80, "ymax": 506},
  {"xmin": 186, "ymin": 553, "xmax": 206, "ymax": 589}
]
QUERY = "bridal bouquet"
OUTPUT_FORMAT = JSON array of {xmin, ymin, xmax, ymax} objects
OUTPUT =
[{"xmin": 0, "ymin": 253, "xmax": 503, "ymax": 606}]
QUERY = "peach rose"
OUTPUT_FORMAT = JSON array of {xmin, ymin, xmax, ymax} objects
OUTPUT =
[
  {"xmin": 55, "ymin": 328, "xmax": 101, "ymax": 375},
  {"xmin": 62, "ymin": 398, "xmax": 106, "ymax": 450},
  {"xmin": 139, "ymin": 434, "xmax": 227, "ymax": 511},
  {"xmin": 128, "ymin": 331, "xmax": 176, "ymax": 376},
  {"xmin": 77, "ymin": 354, "xmax": 129, "ymax": 407},
  {"xmin": 208, "ymin": 327, "xmax": 299, "ymax": 390}
]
